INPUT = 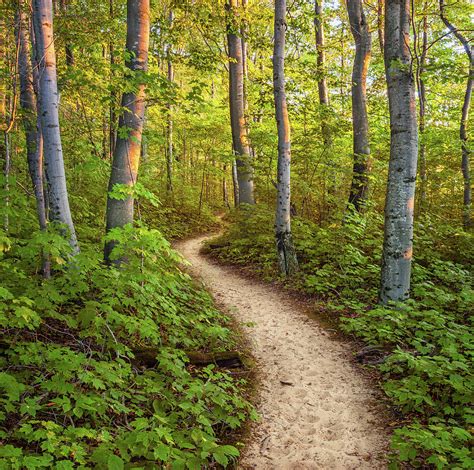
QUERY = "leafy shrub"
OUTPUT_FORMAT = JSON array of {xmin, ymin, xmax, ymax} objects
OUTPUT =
[
  {"xmin": 208, "ymin": 206, "xmax": 473, "ymax": 468},
  {"xmin": 0, "ymin": 224, "xmax": 254, "ymax": 469}
]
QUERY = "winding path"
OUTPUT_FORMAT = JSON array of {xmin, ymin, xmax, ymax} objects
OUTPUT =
[{"xmin": 176, "ymin": 235, "xmax": 390, "ymax": 470}]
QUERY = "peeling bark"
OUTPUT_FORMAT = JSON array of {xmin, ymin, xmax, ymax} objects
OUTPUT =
[
  {"xmin": 33, "ymin": 0, "xmax": 78, "ymax": 252},
  {"xmin": 273, "ymin": 0, "xmax": 298, "ymax": 276},
  {"xmin": 379, "ymin": 0, "xmax": 418, "ymax": 304}
]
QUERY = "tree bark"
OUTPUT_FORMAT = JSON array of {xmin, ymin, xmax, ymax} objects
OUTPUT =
[
  {"xmin": 33, "ymin": 0, "xmax": 78, "ymax": 252},
  {"xmin": 15, "ymin": 1, "xmax": 47, "ymax": 232},
  {"xmin": 166, "ymin": 9, "xmax": 174, "ymax": 193},
  {"xmin": 439, "ymin": 0, "xmax": 472, "ymax": 229},
  {"xmin": 379, "ymin": 0, "xmax": 418, "ymax": 304},
  {"xmin": 314, "ymin": 0, "xmax": 331, "ymax": 145},
  {"xmin": 415, "ymin": 9, "xmax": 428, "ymax": 217},
  {"xmin": 104, "ymin": 0, "xmax": 149, "ymax": 263},
  {"xmin": 347, "ymin": 0, "xmax": 371, "ymax": 212},
  {"xmin": 273, "ymin": 0, "xmax": 298, "ymax": 276},
  {"xmin": 226, "ymin": 0, "xmax": 255, "ymax": 205},
  {"xmin": 377, "ymin": 0, "xmax": 384, "ymax": 52}
]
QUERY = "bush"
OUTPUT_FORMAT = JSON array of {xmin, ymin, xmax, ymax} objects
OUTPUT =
[{"xmin": 0, "ymin": 224, "xmax": 255, "ymax": 469}]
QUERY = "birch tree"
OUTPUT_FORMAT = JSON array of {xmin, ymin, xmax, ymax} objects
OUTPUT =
[
  {"xmin": 16, "ymin": 0, "xmax": 47, "ymax": 232},
  {"xmin": 273, "ymin": 0, "xmax": 297, "ymax": 275},
  {"xmin": 33, "ymin": 0, "xmax": 78, "ymax": 251},
  {"xmin": 226, "ymin": 0, "xmax": 255, "ymax": 205},
  {"xmin": 104, "ymin": 0, "xmax": 150, "ymax": 263},
  {"xmin": 379, "ymin": 0, "xmax": 418, "ymax": 304},
  {"xmin": 439, "ymin": 0, "xmax": 472, "ymax": 229},
  {"xmin": 347, "ymin": 0, "xmax": 371, "ymax": 212}
]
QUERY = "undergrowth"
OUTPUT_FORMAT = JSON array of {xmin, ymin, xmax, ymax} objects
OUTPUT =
[
  {"xmin": 207, "ymin": 206, "xmax": 474, "ymax": 469},
  {"xmin": 0, "ymin": 223, "xmax": 255, "ymax": 469}
]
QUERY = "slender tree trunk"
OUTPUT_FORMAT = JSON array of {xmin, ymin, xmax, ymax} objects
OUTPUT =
[
  {"xmin": 16, "ymin": 2, "xmax": 47, "ymax": 232},
  {"xmin": 226, "ymin": 0, "xmax": 255, "ymax": 205},
  {"xmin": 314, "ymin": 0, "xmax": 331, "ymax": 144},
  {"xmin": 104, "ymin": 0, "xmax": 149, "ymax": 263},
  {"xmin": 109, "ymin": 0, "xmax": 116, "ymax": 158},
  {"xmin": 379, "ymin": 0, "xmax": 418, "ymax": 304},
  {"xmin": 439, "ymin": 0, "xmax": 472, "ymax": 229},
  {"xmin": 347, "ymin": 0, "xmax": 371, "ymax": 212},
  {"xmin": 33, "ymin": 0, "xmax": 78, "ymax": 251},
  {"xmin": 273, "ymin": 0, "xmax": 297, "ymax": 276},
  {"xmin": 377, "ymin": 0, "xmax": 384, "ymax": 52},
  {"xmin": 232, "ymin": 159, "xmax": 239, "ymax": 206},
  {"xmin": 59, "ymin": 0, "xmax": 74, "ymax": 66},
  {"xmin": 166, "ymin": 9, "xmax": 174, "ymax": 193},
  {"xmin": 415, "ymin": 10, "xmax": 428, "ymax": 217}
]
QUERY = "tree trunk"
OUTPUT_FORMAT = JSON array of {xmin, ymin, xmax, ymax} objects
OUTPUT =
[
  {"xmin": 166, "ymin": 9, "xmax": 174, "ymax": 193},
  {"xmin": 232, "ymin": 158, "xmax": 239, "ymax": 206},
  {"xmin": 377, "ymin": 0, "xmax": 384, "ymax": 52},
  {"xmin": 226, "ymin": 0, "xmax": 255, "ymax": 205},
  {"xmin": 379, "ymin": 0, "xmax": 418, "ymax": 304},
  {"xmin": 314, "ymin": 0, "xmax": 331, "ymax": 145},
  {"xmin": 59, "ymin": 0, "xmax": 74, "ymax": 66},
  {"xmin": 439, "ymin": 0, "xmax": 472, "ymax": 229},
  {"xmin": 104, "ymin": 0, "xmax": 149, "ymax": 263},
  {"xmin": 33, "ymin": 0, "xmax": 78, "ymax": 252},
  {"xmin": 109, "ymin": 0, "xmax": 117, "ymax": 158},
  {"xmin": 347, "ymin": 0, "xmax": 371, "ymax": 212},
  {"xmin": 273, "ymin": 0, "xmax": 298, "ymax": 276},
  {"xmin": 15, "ymin": 2, "xmax": 47, "ymax": 232},
  {"xmin": 415, "ymin": 9, "xmax": 428, "ymax": 217}
]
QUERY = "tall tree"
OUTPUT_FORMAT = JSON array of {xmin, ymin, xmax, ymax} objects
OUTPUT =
[
  {"xmin": 15, "ymin": 0, "xmax": 47, "ymax": 232},
  {"xmin": 273, "ymin": 0, "xmax": 297, "ymax": 276},
  {"xmin": 415, "ymin": 5, "xmax": 428, "ymax": 216},
  {"xmin": 314, "ymin": 0, "xmax": 330, "ymax": 145},
  {"xmin": 104, "ymin": 0, "xmax": 150, "ymax": 263},
  {"xmin": 226, "ymin": 0, "xmax": 255, "ymax": 205},
  {"xmin": 439, "ymin": 0, "xmax": 472, "ymax": 229},
  {"xmin": 166, "ymin": 9, "xmax": 174, "ymax": 193},
  {"xmin": 379, "ymin": 0, "xmax": 418, "ymax": 304},
  {"xmin": 33, "ymin": 0, "xmax": 78, "ymax": 251},
  {"xmin": 347, "ymin": 0, "xmax": 371, "ymax": 212}
]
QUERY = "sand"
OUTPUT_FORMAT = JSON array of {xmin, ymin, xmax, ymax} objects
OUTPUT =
[{"xmin": 176, "ymin": 234, "xmax": 390, "ymax": 470}]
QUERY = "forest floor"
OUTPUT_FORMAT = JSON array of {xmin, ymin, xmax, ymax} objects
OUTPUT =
[{"xmin": 176, "ymin": 234, "xmax": 392, "ymax": 470}]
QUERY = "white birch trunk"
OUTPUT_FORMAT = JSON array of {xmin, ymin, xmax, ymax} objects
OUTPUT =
[
  {"xmin": 273, "ymin": 0, "xmax": 298, "ymax": 275},
  {"xmin": 33, "ymin": 0, "xmax": 78, "ymax": 252},
  {"xmin": 379, "ymin": 0, "xmax": 418, "ymax": 304}
]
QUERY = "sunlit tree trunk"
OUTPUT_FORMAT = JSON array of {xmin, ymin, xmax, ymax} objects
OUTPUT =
[
  {"xmin": 415, "ymin": 9, "xmax": 428, "ymax": 217},
  {"xmin": 16, "ymin": 2, "xmax": 47, "ymax": 232},
  {"xmin": 226, "ymin": 0, "xmax": 255, "ymax": 205},
  {"xmin": 377, "ymin": 0, "xmax": 384, "ymax": 52},
  {"xmin": 347, "ymin": 0, "xmax": 371, "ymax": 212},
  {"xmin": 104, "ymin": 0, "xmax": 149, "ymax": 263},
  {"xmin": 379, "ymin": 0, "xmax": 418, "ymax": 304},
  {"xmin": 273, "ymin": 0, "xmax": 297, "ymax": 276},
  {"xmin": 33, "ymin": 0, "xmax": 78, "ymax": 251},
  {"xmin": 439, "ymin": 0, "xmax": 472, "ymax": 229},
  {"xmin": 109, "ymin": 0, "xmax": 117, "ymax": 158},
  {"xmin": 166, "ymin": 9, "xmax": 173, "ymax": 193}
]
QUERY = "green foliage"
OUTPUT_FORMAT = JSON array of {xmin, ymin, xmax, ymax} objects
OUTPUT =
[
  {"xmin": 208, "ymin": 207, "xmax": 474, "ymax": 468},
  {"xmin": 0, "ymin": 225, "xmax": 254, "ymax": 469}
]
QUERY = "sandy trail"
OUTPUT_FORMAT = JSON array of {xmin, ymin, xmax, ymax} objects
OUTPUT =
[{"xmin": 176, "ymin": 235, "xmax": 390, "ymax": 470}]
